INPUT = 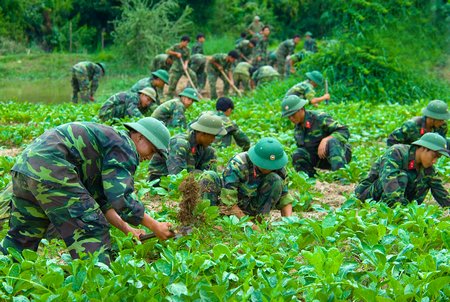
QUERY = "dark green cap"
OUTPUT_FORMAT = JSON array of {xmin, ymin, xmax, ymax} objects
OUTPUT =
[
  {"xmin": 413, "ymin": 133, "xmax": 449, "ymax": 157},
  {"xmin": 248, "ymin": 138, "xmax": 288, "ymax": 170},
  {"xmin": 306, "ymin": 70, "xmax": 323, "ymax": 86},
  {"xmin": 179, "ymin": 87, "xmax": 200, "ymax": 102},
  {"xmin": 305, "ymin": 31, "xmax": 313, "ymax": 36},
  {"xmin": 152, "ymin": 69, "xmax": 169, "ymax": 84},
  {"xmin": 281, "ymin": 95, "xmax": 308, "ymax": 117},
  {"xmin": 124, "ymin": 117, "xmax": 170, "ymax": 153},
  {"xmin": 422, "ymin": 100, "xmax": 450, "ymax": 120}
]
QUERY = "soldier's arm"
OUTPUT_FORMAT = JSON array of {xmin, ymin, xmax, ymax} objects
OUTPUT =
[
  {"xmin": 90, "ymin": 71, "xmax": 101, "ymax": 97},
  {"xmin": 98, "ymin": 100, "xmax": 113, "ymax": 121},
  {"xmin": 170, "ymin": 104, "xmax": 187, "ymax": 128},
  {"xmin": 429, "ymin": 174, "xmax": 450, "ymax": 207},
  {"xmin": 199, "ymin": 148, "xmax": 218, "ymax": 172},
  {"xmin": 126, "ymin": 101, "xmax": 144, "ymax": 118},
  {"xmin": 167, "ymin": 139, "xmax": 189, "ymax": 175},
  {"xmin": 387, "ymin": 122, "xmax": 414, "ymax": 146},
  {"xmin": 322, "ymin": 115, "xmax": 350, "ymax": 143},
  {"xmin": 104, "ymin": 208, "xmax": 144, "ymax": 238},
  {"xmin": 232, "ymin": 125, "xmax": 251, "ymax": 151},
  {"xmin": 166, "ymin": 46, "xmax": 181, "ymax": 58},
  {"xmin": 378, "ymin": 151, "xmax": 410, "ymax": 206}
]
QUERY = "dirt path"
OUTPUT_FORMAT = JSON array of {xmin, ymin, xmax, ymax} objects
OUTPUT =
[
  {"xmin": 166, "ymin": 75, "xmax": 226, "ymax": 100},
  {"xmin": 0, "ymin": 148, "xmax": 21, "ymax": 157}
]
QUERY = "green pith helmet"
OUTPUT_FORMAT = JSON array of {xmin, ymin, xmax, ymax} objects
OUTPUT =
[
  {"xmin": 306, "ymin": 70, "xmax": 323, "ymax": 86},
  {"xmin": 281, "ymin": 95, "xmax": 308, "ymax": 117},
  {"xmin": 152, "ymin": 69, "xmax": 169, "ymax": 84},
  {"xmin": 422, "ymin": 100, "xmax": 450, "ymax": 120},
  {"xmin": 248, "ymin": 137, "xmax": 288, "ymax": 170},
  {"xmin": 305, "ymin": 31, "xmax": 313, "ymax": 37},
  {"xmin": 139, "ymin": 87, "xmax": 157, "ymax": 102},
  {"xmin": 179, "ymin": 87, "xmax": 200, "ymax": 102},
  {"xmin": 124, "ymin": 117, "xmax": 170, "ymax": 153},
  {"xmin": 96, "ymin": 62, "xmax": 106, "ymax": 75},
  {"xmin": 190, "ymin": 114, "xmax": 227, "ymax": 136},
  {"xmin": 412, "ymin": 133, "xmax": 449, "ymax": 157}
]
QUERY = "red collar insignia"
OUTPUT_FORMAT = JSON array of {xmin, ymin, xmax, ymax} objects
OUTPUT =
[
  {"xmin": 305, "ymin": 121, "xmax": 311, "ymax": 129},
  {"xmin": 408, "ymin": 160, "xmax": 415, "ymax": 170},
  {"xmin": 191, "ymin": 146, "xmax": 196, "ymax": 154},
  {"xmin": 420, "ymin": 128, "xmax": 425, "ymax": 135}
]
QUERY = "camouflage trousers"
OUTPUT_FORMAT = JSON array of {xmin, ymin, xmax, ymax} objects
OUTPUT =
[
  {"xmin": 292, "ymin": 138, "xmax": 352, "ymax": 177},
  {"xmin": 233, "ymin": 73, "xmax": 250, "ymax": 92},
  {"xmin": 257, "ymin": 76, "xmax": 279, "ymax": 87},
  {"xmin": 200, "ymin": 171, "xmax": 284, "ymax": 216},
  {"xmin": 71, "ymin": 68, "xmax": 90, "ymax": 103},
  {"xmin": 207, "ymin": 71, "xmax": 230, "ymax": 100},
  {"xmin": 276, "ymin": 55, "xmax": 287, "ymax": 78},
  {"xmin": 0, "ymin": 172, "xmax": 111, "ymax": 264},
  {"xmin": 190, "ymin": 64, "xmax": 206, "ymax": 90},
  {"xmin": 167, "ymin": 68, "xmax": 198, "ymax": 98}
]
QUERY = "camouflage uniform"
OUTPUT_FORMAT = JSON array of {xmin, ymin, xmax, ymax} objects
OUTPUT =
[
  {"xmin": 252, "ymin": 65, "xmax": 280, "ymax": 86},
  {"xmin": 0, "ymin": 122, "xmax": 146, "ymax": 264},
  {"xmin": 151, "ymin": 98, "xmax": 187, "ymax": 129},
  {"xmin": 292, "ymin": 110, "xmax": 352, "ymax": 176},
  {"xmin": 233, "ymin": 62, "xmax": 252, "ymax": 92},
  {"xmin": 276, "ymin": 39, "xmax": 296, "ymax": 77},
  {"xmin": 304, "ymin": 39, "xmax": 317, "ymax": 53},
  {"xmin": 355, "ymin": 144, "xmax": 449, "ymax": 207},
  {"xmin": 191, "ymin": 42, "xmax": 204, "ymax": 55},
  {"xmin": 285, "ymin": 80, "xmax": 316, "ymax": 101},
  {"xmin": 152, "ymin": 54, "xmax": 172, "ymax": 72},
  {"xmin": 236, "ymin": 39, "xmax": 255, "ymax": 62},
  {"xmin": 247, "ymin": 21, "xmax": 264, "ymax": 37},
  {"xmin": 71, "ymin": 61, "xmax": 103, "ymax": 103},
  {"xmin": 189, "ymin": 54, "xmax": 207, "ymax": 90},
  {"xmin": 166, "ymin": 44, "xmax": 197, "ymax": 97},
  {"xmin": 254, "ymin": 33, "xmax": 269, "ymax": 67},
  {"xmin": 98, "ymin": 91, "xmax": 157, "ymax": 122},
  {"xmin": 129, "ymin": 78, "xmax": 162, "ymax": 105},
  {"xmin": 387, "ymin": 116, "xmax": 448, "ymax": 147},
  {"xmin": 148, "ymin": 131, "xmax": 217, "ymax": 181},
  {"xmin": 207, "ymin": 54, "xmax": 234, "ymax": 99},
  {"xmin": 194, "ymin": 111, "xmax": 250, "ymax": 150},
  {"xmin": 200, "ymin": 152, "xmax": 292, "ymax": 216}
]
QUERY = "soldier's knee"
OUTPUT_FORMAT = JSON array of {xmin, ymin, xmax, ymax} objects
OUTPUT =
[
  {"xmin": 292, "ymin": 148, "xmax": 310, "ymax": 161},
  {"xmin": 199, "ymin": 171, "xmax": 221, "ymax": 190}
]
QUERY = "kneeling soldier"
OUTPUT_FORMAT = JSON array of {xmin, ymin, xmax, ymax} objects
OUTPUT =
[
  {"xmin": 129, "ymin": 69, "xmax": 169, "ymax": 104},
  {"xmin": 355, "ymin": 133, "xmax": 449, "ymax": 207},
  {"xmin": 148, "ymin": 114, "xmax": 226, "ymax": 182},
  {"xmin": 200, "ymin": 137, "xmax": 293, "ymax": 218},
  {"xmin": 0, "ymin": 117, "xmax": 174, "ymax": 264},
  {"xmin": 281, "ymin": 95, "xmax": 351, "ymax": 177}
]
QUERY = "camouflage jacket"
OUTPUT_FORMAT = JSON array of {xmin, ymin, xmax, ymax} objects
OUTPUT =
[
  {"xmin": 255, "ymin": 34, "xmax": 269, "ymax": 58},
  {"xmin": 148, "ymin": 131, "xmax": 217, "ymax": 178},
  {"xmin": 236, "ymin": 40, "xmax": 255, "ymax": 60},
  {"xmin": 152, "ymin": 54, "xmax": 171, "ymax": 71},
  {"xmin": 247, "ymin": 21, "xmax": 264, "ymax": 35},
  {"xmin": 129, "ymin": 79, "xmax": 161, "ymax": 105},
  {"xmin": 208, "ymin": 53, "xmax": 233, "ymax": 74},
  {"xmin": 294, "ymin": 110, "xmax": 350, "ymax": 151},
  {"xmin": 285, "ymin": 80, "xmax": 315, "ymax": 101},
  {"xmin": 189, "ymin": 54, "xmax": 207, "ymax": 72},
  {"xmin": 191, "ymin": 42, "xmax": 204, "ymax": 55},
  {"xmin": 276, "ymin": 39, "xmax": 295, "ymax": 58},
  {"xmin": 303, "ymin": 39, "xmax": 317, "ymax": 53},
  {"xmin": 290, "ymin": 50, "xmax": 311, "ymax": 64},
  {"xmin": 166, "ymin": 44, "xmax": 190, "ymax": 72},
  {"xmin": 98, "ymin": 91, "xmax": 156, "ymax": 122},
  {"xmin": 72, "ymin": 61, "xmax": 103, "ymax": 95},
  {"xmin": 233, "ymin": 62, "xmax": 253, "ymax": 77},
  {"xmin": 252, "ymin": 66, "xmax": 280, "ymax": 81},
  {"xmin": 11, "ymin": 122, "xmax": 145, "ymax": 225},
  {"xmin": 151, "ymin": 98, "xmax": 187, "ymax": 128},
  {"xmin": 387, "ymin": 116, "xmax": 448, "ymax": 147},
  {"xmin": 195, "ymin": 111, "xmax": 251, "ymax": 150},
  {"xmin": 223, "ymin": 152, "xmax": 292, "ymax": 207},
  {"xmin": 355, "ymin": 144, "xmax": 449, "ymax": 207}
]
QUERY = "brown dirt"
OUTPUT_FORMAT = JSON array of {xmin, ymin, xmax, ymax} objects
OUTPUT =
[
  {"xmin": 178, "ymin": 173, "xmax": 201, "ymax": 225},
  {"xmin": 168, "ymin": 74, "xmax": 226, "ymax": 100},
  {"xmin": 0, "ymin": 148, "xmax": 21, "ymax": 157}
]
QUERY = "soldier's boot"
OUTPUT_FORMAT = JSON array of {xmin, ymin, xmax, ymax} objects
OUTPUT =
[
  {"xmin": 199, "ymin": 171, "xmax": 222, "ymax": 206},
  {"xmin": 292, "ymin": 147, "xmax": 316, "ymax": 177},
  {"xmin": 327, "ymin": 138, "xmax": 351, "ymax": 171}
]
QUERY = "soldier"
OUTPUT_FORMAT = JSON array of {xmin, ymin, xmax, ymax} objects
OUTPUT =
[
  {"xmin": 387, "ymin": 100, "xmax": 449, "ymax": 148},
  {"xmin": 189, "ymin": 54, "xmax": 207, "ymax": 90},
  {"xmin": 192, "ymin": 33, "xmax": 205, "ymax": 55},
  {"xmin": 251, "ymin": 65, "xmax": 280, "ymax": 87},
  {"xmin": 166, "ymin": 35, "xmax": 198, "ymax": 98},
  {"xmin": 151, "ymin": 87, "xmax": 200, "ymax": 129},
  {"xmin": 151, "ymin": 54, "xmax": 173, "ymax": 72},
  {"xmin": 200, "ymin": 137, "xmax": 293, "ymax": 219},
  {"xmin": 235, "ymin": 38, "xmax": 258, "ymax": 63},
  {"xmin": 276, "ymin": 35, "xmax": 300, "ymax": 78},
  {"xmin": 129, "ymin": 69, "xmax": 169, "ymax": 104},
  {"xmin": 286, "ymin": 50, "xmax": 312, "ymax": 77},
  {"xmin": 0, "ymin": 117, "xmax": 174, "ymax": 264},
  {"xmin": 71, "ymin": 61, "xmax": 105, "ymax": 103},
  {"xmin": 99, "ymin": 88, "xmax": 158, "ymax": 122},
  {"xmin": 254, "ymin": 25, "xmax": 271, "ymax": 67},
  {"xmin": 303, "ymin": 31, "xmax": 318, "ymax": 53},
  {"xmin": 235, "ymin": 32, "xmax": 248, "ymax": 47},
  {"xmin": 148, "ymin": 114, "xmax": 226, "ymax": 182},
  {"xmin": 285, "ymin": 71, "xmax": 330, "ymax": 106},
  {"xmin": 193, "ymin": 97, "xmax": 251, "ymax": 150},
  {"xmin": 207, "ymin": 50, "xmax": 239, "ymax": 99},
  {"xmin": 247, "ymin": 16, "xmax": 264, "ymax": 37},
  {"xmin": 281, "ymin": 95, "xmax": 352, "ymax": 177},
  {"xmin": 233, "ymin": 62, "xmax": 253, "ymax": 92},
  {"xmin": 355, "ymin": 133, "xmax": 449, "ymax": 207}
]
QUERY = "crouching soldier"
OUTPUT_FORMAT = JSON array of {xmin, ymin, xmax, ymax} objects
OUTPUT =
[
  {"xmin": 281, "ymin": 95, "xmax": 351, "ymax": 177},
  {"xmin": 129, "ymin": 69, "xmax": 169, "ymax": 104},
  {"xmin": 148, "ymin": 114, "xmax": 226, "ymax": 182},
  {"xmin": 355, "ymin": 133, "xmax": 449, "ymax": 207},
  {"xmin": 99, "ymin": 87, "xmax": 158, "ymax": 122},
  {"xmin": 200, "ymin": 137, "xmax": 293, "ymax": 218},
  {"xmin": 0, "ymin": 117, "xmax": 174, "ymax": 264},
  {"xmin": 71, "ymin": 61, "xmax": 105, "ymax": 103},
  {"xmin": 285, "ymin": 71, "xmax": 330, "ymax": 106}
]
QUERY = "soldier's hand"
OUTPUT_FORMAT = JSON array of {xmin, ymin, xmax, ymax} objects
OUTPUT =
[
  {"xmin": 153, "ymin": 221, "xmax": 175, "ymax": 240},
  {"xmin": 176, "ymin": 53, "xmax": 182, "ymax": 58},
  {"xmin": 89, "ymin": 96, "xmax": 95, "ymax": 102},
  {"xmin": 129, "ymin": 227, "xmax": 145, "ymax": 239},
  {"xmin": 318, "ymin": 136, "xmax": 332, "ymax": 159},
  {"xmin": 324, "ymin": 93, "xmax": 330, "ymax": 100}
]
